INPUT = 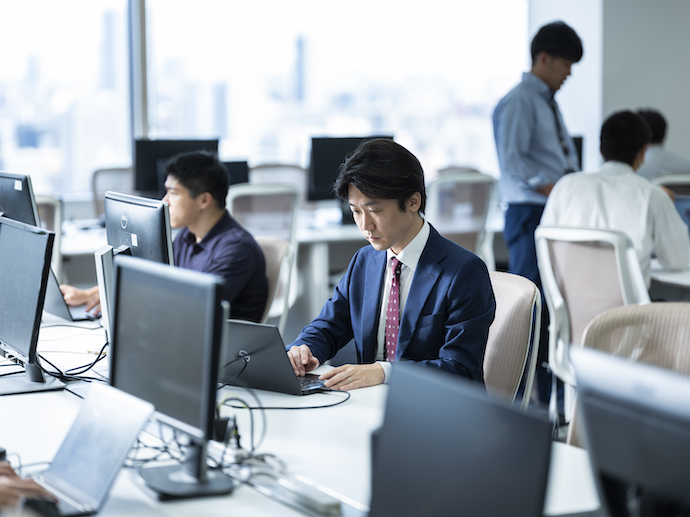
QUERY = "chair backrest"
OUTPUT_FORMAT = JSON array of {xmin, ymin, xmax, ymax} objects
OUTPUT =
[
  {"xmin": 226, "ymin": 183, "xmax": 300, "ymax": 247},
  {"xmin": 484, "ymin": 271, "xmax": 541, "ymax": 409},
  {"xmin": 254, "ymin": 236, "xmax": 294, "ymax": 334},
  {"xmin": 425, "ymin": 171, "xmax": 497, "ymax": 269},
  {"xmin": 568, "ymin": 302, "xmax": 690, "ymax": 447},
  {"xmin": 535, "ymin": 225, "xmax": 650, "ymax": 386},
  {"xmin": 35, "ymin": 194, "xmax": 63, "ymax": 282},
  {"xmin": 651, "ymin": 173, "xmax": 690, "ymax": 196},
  {"xmin": 92, "ymin": 167, "xmax": 134, "ymax": 217},
  {"xmin": 249, "ymin": 164, "xmax": 307, "ymax": 203}
]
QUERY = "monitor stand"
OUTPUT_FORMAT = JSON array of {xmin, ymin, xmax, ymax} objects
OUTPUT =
[
  {"xmin": 137, "ymin": 441, "xmax": 234, "ymax": 499},
  {"xmin": 0, "ymin": 362, "xmax": 65, "ymax": 396}
]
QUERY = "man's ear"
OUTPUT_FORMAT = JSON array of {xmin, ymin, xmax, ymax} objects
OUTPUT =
[
  {"xmin": 197, "ymin": 191, "xmax": 215, "ymax": 210},
  {"xmin": 406, "ymin": 192, "xmax": 422, "ymax": 213}
]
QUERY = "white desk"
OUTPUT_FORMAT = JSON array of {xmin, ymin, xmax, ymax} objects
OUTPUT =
[{"xmin": 0, "ymin": 322, "xmax": 601, "ymax": 516}]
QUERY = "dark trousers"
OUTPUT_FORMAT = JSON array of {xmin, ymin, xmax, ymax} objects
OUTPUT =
[{"xmin": 503, "ymin": 204, "xmax": 558, "ymax": 407}]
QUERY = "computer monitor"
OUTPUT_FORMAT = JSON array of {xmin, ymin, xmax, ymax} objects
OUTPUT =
[
  {"xmin": 109, "ymin": 255, "xmax": 234, "ymax": 499},
  {"xmin": 571, "ymin": 347, "xmax": 690, "ymax": 516},
  {"xmin": 0, "ymin": 216, "xmax": 64, "ymax": 395},
  {"xmin": 367, "ymin": 362, "xmax": 552, "ymax": 517},
  {"xmin": 222, "ymin": 161, "xmax": 249, "ymax": 186},
  {"xmin": 134, "ymin": 139, "xmax": 219, "ymax": 196},
  {"xmin": 104, "ymin": 191, "xmax": 174, "ymax": 266},
  {"xmin": 308, "ymin": 136, "xmax": 394, "ymax": 202},
  {"xmin": 0, "ymin": 171, "xmax": 40, "ymax": 224}
]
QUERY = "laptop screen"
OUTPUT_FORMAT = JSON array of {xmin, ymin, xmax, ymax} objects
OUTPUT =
[{"xmin": 674, "ymin": 194, "xmax": 690, "ymax": 232}]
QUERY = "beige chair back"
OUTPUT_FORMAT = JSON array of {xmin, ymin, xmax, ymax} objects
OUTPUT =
[
  {"xmin": 484, "ymin": 271, "xmax": 541, "ymax": 409},
  {"xmin": 568, "ymin": 302, "xmax": 690, "ymax": 447},
  {"xmin": 255, "ymin": 236, "xmax": 294, "ymax": 335},
  {"xmin": 92, "ymin": 167, "xmax": 134, "ymax": 216}
]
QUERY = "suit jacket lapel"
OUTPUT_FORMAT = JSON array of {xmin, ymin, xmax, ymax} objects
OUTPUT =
[{"xmin": 396, "ymin": 229, "xmax": 445, "ymax": 358}]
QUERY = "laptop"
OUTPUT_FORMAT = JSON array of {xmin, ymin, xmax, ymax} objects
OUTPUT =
[
  {"xmin": 43, "ymin": 269, "xmax": 99, "ymax": 322},
  {"xmin": 30, "ymin": 383, "xmax": 154, "ymax": 516},
  {"xmin": 219, "ymin": 320, "xmax": 328, "ymax": 395},
  {"xmin": 365, "ymin": 362, "xmax": 554, "ymax": 517}
]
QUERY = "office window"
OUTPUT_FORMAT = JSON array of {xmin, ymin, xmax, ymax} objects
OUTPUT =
[
  {"xmin": 0, "ymin": 0, "xmax": 130, "ymax": 194},
  {"xmin": 147, "ymin": 0, "xmax": 527, "ymax": 178}
]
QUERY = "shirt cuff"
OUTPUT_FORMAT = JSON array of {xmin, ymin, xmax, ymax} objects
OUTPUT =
[
  {"xmin": 527, "ymin": 174, "xmax": 547, "ymax": 190},
  {"xmin": 377, "ymin": 361, "xmax": 392, "ymax": 384}
]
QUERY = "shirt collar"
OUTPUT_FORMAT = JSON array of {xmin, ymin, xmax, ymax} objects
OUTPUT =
[
  {"xmin": 523, "ymin": 72, "xmax": 554, "ymax": 100},
  {"xmin": 183, "ymin": 211, "xmax": 234, "ymax": 248},
  {"xmin": 386, "ymin": 218, "xmax": 430, "ymax": 272},
  {"xmin": 591, "ymin": 161, "xmax": 636, "ymax": 175}
]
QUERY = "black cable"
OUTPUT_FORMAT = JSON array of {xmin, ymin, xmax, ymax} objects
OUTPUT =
[{"xmin": 222, "ymin": 389, "xmax": 351, "ymax": 411}]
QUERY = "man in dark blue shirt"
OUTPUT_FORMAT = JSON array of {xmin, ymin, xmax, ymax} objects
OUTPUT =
[
  {"xmin": 162, "ymin": 151, "xmax": 268, "ymax": 322},
  {"xmin": 63, "ymin": 151, "xmax": 268, "ymax": 322}
]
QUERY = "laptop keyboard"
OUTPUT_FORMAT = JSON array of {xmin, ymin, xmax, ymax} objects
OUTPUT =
[
  {"xmin": 298, "ymin": 376, "xmax": 326, "ymax": 392},
  {"xmin": 69, "ymin": 305, "xmax": 98, "ymax": 321}
]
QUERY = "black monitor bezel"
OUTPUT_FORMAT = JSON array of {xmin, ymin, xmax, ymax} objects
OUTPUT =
[
  {"xmin": 109, "ymin": 255, "xmax": 224, "ymax": 442},
  {"xmin": 133, "ymin": 139, "xmax": 219, "ymax": 195},
  {"xmin": 104, "ymin": 191, "xmax": 174, "ymax": 266},
  {"xmin": 307, "ymin": 136, "xmax": 394, "ymax": 202}
]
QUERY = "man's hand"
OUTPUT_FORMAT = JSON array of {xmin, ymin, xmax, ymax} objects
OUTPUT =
[
  {"xmin": 60, "ymin": 285, "xmax": 101, "ymax": 316},
  {"xmin": 319, "ymin": 363, "xmax": 385, "ymax": 391},
  {"xmin": 535, "ymin": 183, "xmax": 555, "ymax": 197},
  {"xmin": 0, "ymin": 462, "xmax": 56, "ymax": 508},
  {"xmin": 287, "ymin": 345, "xmax": 320, "ymax": 376}
]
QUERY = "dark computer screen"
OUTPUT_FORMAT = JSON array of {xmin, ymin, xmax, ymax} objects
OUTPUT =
[
  {"xmin": 134, "ymin": 139, "xmax": 219, "ymax": 195},
  {"xmin": 368, "ymin": 362, "xmax": 552, "ymax": 517},
  {"xmin": 0, "ymin": 172, "xmax": 40, "ymax": 225},
  {"xmin": 0, "ymin": 216, "xmax": 59, "ymax": 394},
  {"xmin": 572, "ymin": 347, "xmax": 690, "ymax": 516},
  {"xmin": 109, "ymin": 255, "xmax": 233, "ymax": 498},
  {"xmin": 104, "ymin": 191, "xmax": 174, "ymax": 266},
  {"xmin": 308, "ymin": 136, "xmax": 394, "ymax": 201},
  {"xmin": 110, "ymin": 255, "xmax": 222, "ymax": 441},
  {"xmin": 223, "ymin": 161, "xmax": 249, "ymax": 186}
]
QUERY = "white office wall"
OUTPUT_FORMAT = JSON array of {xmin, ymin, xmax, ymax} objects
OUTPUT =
[
  {"xmin": 528, "ymin": 0, "xmax": 603, "ymax": 171},
  {"xmin": 602, "ymin": 0, "xmax": 690, "ymax": 157}
]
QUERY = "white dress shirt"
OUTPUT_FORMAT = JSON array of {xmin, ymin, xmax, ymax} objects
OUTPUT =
[
  {"xmin": 376, "ymin": 220, "xmax": 431, "ymax": 382},
  {"xmin": 541, "ymin": 161, "xmax": 690, "ymax": 287},
  {"xmin": 637, "ymin": 144, "xmax": 690, "ymax": 180}
]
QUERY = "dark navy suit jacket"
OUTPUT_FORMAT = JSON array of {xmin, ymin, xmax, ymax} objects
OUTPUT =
[{"xmin": 288, "ymin": 225, "xmax": 495, "ymax": 382}]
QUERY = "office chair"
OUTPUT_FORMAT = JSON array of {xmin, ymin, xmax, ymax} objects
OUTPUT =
[
  {"xmin": 227, "ymin": 184, "xmax": 300, "ymax": 334},
  {"xmin": 651, "ymin": 172, "xmax": 690, "ymax": 196},
  {"xmin": 568, "ymin": 302, "xmax": 690, "ymax": 447},
  {"xmin": 92, "ymin": 167, "xmax": 134, "ymax": 217},
  {"xmin": 535, "ymin": 225, "xmax": 651, "ymax": 420},
  {"xmin": 484, "ymin": 271, "xmax": 541, "ymax": 410},
  {"xmin": 425, "ymin": 170, "xmax": 497, "ymax": 270},
  {"xmin": 248, "ymin": 163, "xmax": 308, "ymax": 204},
  {"xmin": 35, "ymin": 194, "xmax": 64, "ymax": 283},
  {"xmin": 255, "ymin": 236, "xmax": 295, "ymax": 336}
]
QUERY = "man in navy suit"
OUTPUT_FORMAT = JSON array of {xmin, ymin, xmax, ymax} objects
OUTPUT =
[{"xmin": 287, "ymin": 139, "xmax": 495, "ymax": 390}]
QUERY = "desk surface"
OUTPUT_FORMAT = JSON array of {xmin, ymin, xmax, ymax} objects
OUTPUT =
[{"xmin": 0, "ymin": 320, "xmax": 600, "ymax": 516}]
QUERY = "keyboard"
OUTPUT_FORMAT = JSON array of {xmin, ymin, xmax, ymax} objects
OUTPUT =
[{"xmin": 297, "ymin": 375, "xmax": 327, "ymax": 392}]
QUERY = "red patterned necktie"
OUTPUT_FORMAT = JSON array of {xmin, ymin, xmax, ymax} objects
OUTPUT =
[{"xmin": 385, "ymin": 257, "xmax": 403, "ymax": 362}]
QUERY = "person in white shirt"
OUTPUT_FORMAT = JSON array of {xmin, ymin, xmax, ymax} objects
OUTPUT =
[
  {"xmin": 635, "ymin": 108, "xmax": 690, "ymax": 180},
  {"xmin": 541, "ymin": 110, "xmax": 690, "ymax": 287}
]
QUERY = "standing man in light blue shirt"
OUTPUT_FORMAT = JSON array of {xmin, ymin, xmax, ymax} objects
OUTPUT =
[{"xmin": 493, "ymin": 21, "xmax": 583, "ymax": 407}]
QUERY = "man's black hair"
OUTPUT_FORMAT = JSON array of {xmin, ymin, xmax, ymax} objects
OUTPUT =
[
  {"xmin": 636, "ymin": 109, "xmax": 667, "ymax": 144},
  {"xmin": 334, "ymin": 138, "xmax": 426, "ymax": 213},
  {"xmin": 163, "ymin": 150, "xmax": 229, "ymax": 209},
  {"xmin": 600, "ymin": 110, "xmax": 651, "ymax": 166},
  {"xmin": 531, "ymin": 21, "xmax": 583, "ymax": 63}
]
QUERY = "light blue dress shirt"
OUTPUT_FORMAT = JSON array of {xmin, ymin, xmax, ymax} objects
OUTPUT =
[{"xmin": 493, "ymin": 72, "xmax": 580, "ymax": 205}]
